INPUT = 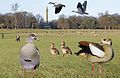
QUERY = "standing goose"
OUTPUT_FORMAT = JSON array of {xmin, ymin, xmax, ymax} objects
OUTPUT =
[
  {"xmin": 75, "ymin": 38, "xmax": 114, "ymax": 74},
  {"xmin": 50, "ymin": 42, "xmax": 60, "ymax": 55},
  {"xmin": 19, "ymin": 33, "xmax": 40, "ymax": 72},
  {"xmin": 72, "ymin": 1, "xmax": 88, "ymax": 15},
  {"xmin": 48, "ymin": 2, "xmax": 66, "ymax": 14},
  {"xmin": 61, "ymin": 41, "xmax": 72, "ymax": 57}
]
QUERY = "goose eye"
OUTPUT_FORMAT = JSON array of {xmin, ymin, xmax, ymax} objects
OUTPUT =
[{"xmin": 103, "ymin": 39, "xmax": 106, "ymax": 41}]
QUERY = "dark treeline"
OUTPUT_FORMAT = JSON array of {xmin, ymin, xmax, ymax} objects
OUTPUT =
[{"xmin": 0, "ymin": 11, "xmax": 120, "ymax": 29}]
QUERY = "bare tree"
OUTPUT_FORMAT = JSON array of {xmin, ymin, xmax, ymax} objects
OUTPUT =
[
  {"xmin": 57, "ymin": 14, "xmax": 66, "ymax": 29},
  {"xmin": 11, "ymin": 3, "xmax": 20, "ymax": 29}
]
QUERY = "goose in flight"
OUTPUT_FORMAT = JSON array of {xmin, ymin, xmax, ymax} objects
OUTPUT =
[
  {"xmin": 75, "ymin": 38, "xmax": 114, "ymax": 74},
  {"xmin": 72, "ymin": 1, "xmax": 88, "ymax": 15},
  {"xmin": 49, "ymin": 2, "xmax": 66, "ymax": 14}
]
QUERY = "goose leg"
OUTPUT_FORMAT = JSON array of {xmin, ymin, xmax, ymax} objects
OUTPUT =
[
  {"xmin": 31, "ymin": 69, "xmax": 36, "ymax": 78},
  {"xmin": 86, "ymin": 63, "xmax": 88, "ymax": 72},
  {"xmin": 32, "ymin": 69, "xmax": 35, "ymax": 74},
  {"xmin": 92, "ymin": 63, "xmax": 95, "ymax": 74},
  {"xmin": 22, "ymin": 67, "xmax": 25, "ymax": 77},
  {"xmin": 99, "ymin": 64, "xmax": 102, "ymax": 74},
  {"xmin": 99, "ymin": 63, "xmax": 104, "ymax": 78},
  {"xmin": 22, "ymin": 68, "xmax": 27, "ymax": 78}
]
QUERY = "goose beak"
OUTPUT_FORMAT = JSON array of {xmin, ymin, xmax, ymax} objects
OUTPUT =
[
  {"xmin": 37, "ymin": 38, "xmax": 40, "ymax": 41},
  {"xmin": 78, "ymin": 42, "xmax": 81, "ymax": 47},
  {"xmin": 33, "ymin": 36, "xmax": 38, "ymax": 40},
  {"xmin": 48, "ymin": 2, "xmax": 52, "ymax": 4},
  {"xmin": 78, "ymin": 44, "xmax": 81, "ymax": 47},
  {"xmin": 110, "ymin": 42, "xmax": 112, "ymax": 45},
  {"xmin": 34, "ymin": 37, "xmax": 37, "ymax": 40},
  {"xmin": 99, "ymin": 42, "xmax": 103, "ymax": 44},
  {"xmin": 34, "ymin": 37, "xmax": 39, "ymax": 41}
]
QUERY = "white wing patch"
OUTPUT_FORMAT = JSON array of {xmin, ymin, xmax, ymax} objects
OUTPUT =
[{"xmin": 89, "ymin": 43, "xmax": 105, "ymax": 57}]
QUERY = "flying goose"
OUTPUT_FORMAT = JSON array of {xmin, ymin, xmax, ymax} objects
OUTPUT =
[
  {"xmin": 61, "ymin": 41, "xmax": 72, "ymax": 57},
  {"xmin": 48, "ymin": 2, "xmax": 66, "ymax": 14},
  {"xmin": 19, "ymin": 33, "xmax": 40, "ymax": 72},
  {"xmin": 75, "ymin": 38, "xmax": 114, "ymax": 74},
  {"xmin": 50, "ymin": 42, "xmax": 60, "ymax": 55},
  {"xmin": 72, "ymin": 1, "xmax": 88, "ymax": 15}
]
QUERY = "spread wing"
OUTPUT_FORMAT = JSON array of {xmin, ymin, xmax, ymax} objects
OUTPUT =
[
  {"xmin": 77, "ymin": 2, "xmax": 83, "ymax": 12},
  {"xmin": 55, "ymin": 6, "xmax": 62, "ymax": 14},
  {"xmin": 82, "ymin": 1, "xmax": 87, "ymax": 12},
  {"xmin": 89, "ymin": 43, "xmax": 105, "ymax": 58}
]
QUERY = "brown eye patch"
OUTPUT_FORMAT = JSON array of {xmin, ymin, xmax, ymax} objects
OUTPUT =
[{"xmin": 30, "ymin": 33, "xmax": 37, "ymax": 37}]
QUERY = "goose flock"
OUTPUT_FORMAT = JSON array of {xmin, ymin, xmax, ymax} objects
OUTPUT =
[
  {"xmin": 49, "ymin": 1, "xmax": 88, "ymax": 15},
  {"xmin": 18, "ymin": 32, "xmax": 114, "ymax": 76}
]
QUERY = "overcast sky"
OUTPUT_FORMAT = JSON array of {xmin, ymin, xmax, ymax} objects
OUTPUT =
[{"xmin": 0, "ymin": 0, "xmax": 119, "ymax": 21}]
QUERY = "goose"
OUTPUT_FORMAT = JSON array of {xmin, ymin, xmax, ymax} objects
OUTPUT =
[
  {"xmin": 50, "ymin": 42, "xmax": 60, "ymax": 55},
  {"xmin": 19, "ymin": 33, "xmax": 40, "ymax": 72},
  {"xmin": 75, "ymin": 38, "xmax": 114, "ymax": 74},
  {"xmin": 48, "ymin": 2, "xmax": 66, "ymax": 14},
  {"xmin": 72, "ymin": 1, "xmax": 88, "ymax": 15},
  {"xmin": 61, "ymin": 41, "xmax": 72, "ymax": 56}
]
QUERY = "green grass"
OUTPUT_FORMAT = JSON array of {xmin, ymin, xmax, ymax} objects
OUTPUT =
[{"xmin": 0, "ymin": 29, "xmax": 120, "ymax": 78}]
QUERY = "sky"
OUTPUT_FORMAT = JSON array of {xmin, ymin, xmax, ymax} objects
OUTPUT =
[{"xmin": 0, "ymin": 0, "xmax": 119, "ymax": 21}]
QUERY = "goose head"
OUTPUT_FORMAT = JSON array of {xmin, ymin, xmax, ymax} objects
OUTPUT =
[
  {"xmin": 51, "ymin": 42, "xmax": 54, "ymax": 45},
  {"xmin": 48, "ymin": 2, "xmax": 59, "ymax": 6},
  {"xmin": 50, "ymin": 42, "xmax": 55, "ymax": 48},
  {"xmin": 101, "ymin": 38, "xmax": 112, "ymax": 46},
  {"xmin": 61, "ymin": 41, "xmax": 65, "ymax": 47},
  {"xmin": 62, "ymin": 5, "xmax": 66, "ymax": 7},
  {"xmin": 61, "ymin": 41, "xmax": 65, "ymax": 45},
  {"xmin": 26, "ymin": 33, "xmax": 38, "ymax": 43}
]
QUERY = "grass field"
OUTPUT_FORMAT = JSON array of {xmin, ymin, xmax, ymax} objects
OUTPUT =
[{"xmin": 0, "ymin": 29, "xmax": 120, "ymax": 78}]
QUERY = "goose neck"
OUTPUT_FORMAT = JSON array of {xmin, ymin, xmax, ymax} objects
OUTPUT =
[{"xmin": 26, "ymin": 37, "xmax": 34, "ymax": 43}]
